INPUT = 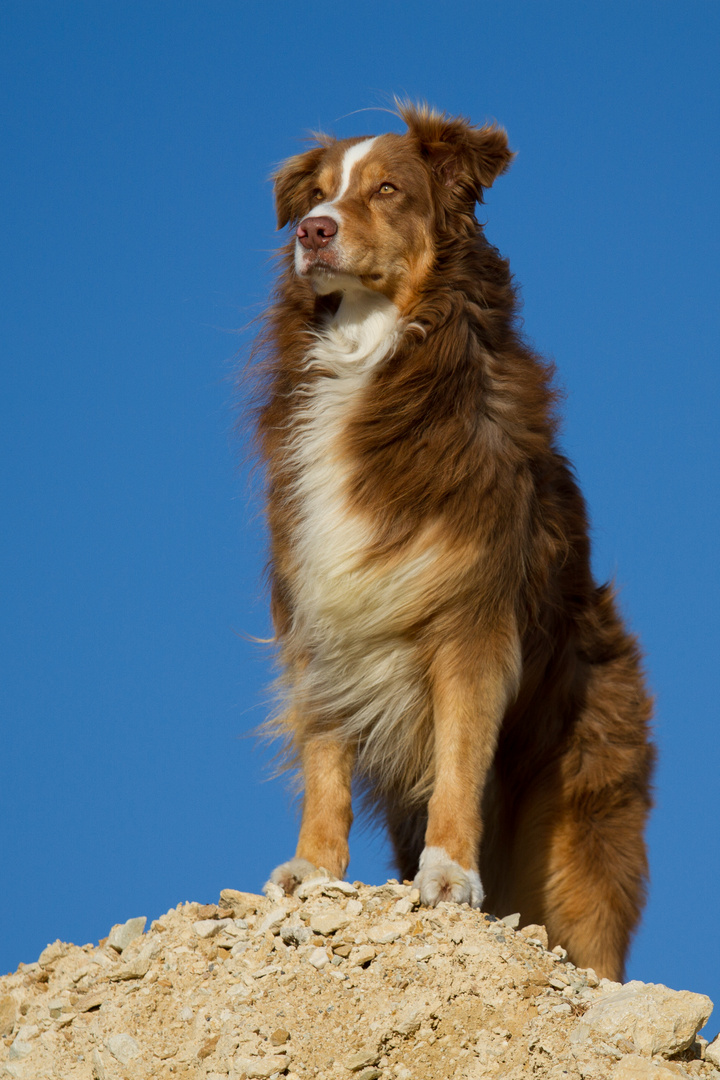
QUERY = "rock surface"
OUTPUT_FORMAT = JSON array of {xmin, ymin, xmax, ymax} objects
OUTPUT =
[{"xmin": 0, "ymin": 876, "xmax": 716, "ymax": 1079}]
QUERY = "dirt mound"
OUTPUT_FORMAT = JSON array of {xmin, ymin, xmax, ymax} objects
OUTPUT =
[{"xmin": 1, "ymin": 876, "xmax": 717, "ymax": 1079}]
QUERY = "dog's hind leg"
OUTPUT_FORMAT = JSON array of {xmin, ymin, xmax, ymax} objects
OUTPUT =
[{"xmin": 509, "ymin": 645, "xmax": 654, "ymax": 981}]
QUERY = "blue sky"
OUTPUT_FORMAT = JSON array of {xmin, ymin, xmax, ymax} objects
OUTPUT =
[{"xmin": 1, "ymin": 0, "xmax": 718, "ymax": 1035}]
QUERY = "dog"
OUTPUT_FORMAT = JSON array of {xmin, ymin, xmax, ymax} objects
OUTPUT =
[{"xmin": 255, "ymin": 102, "xmax": 654, "ymax": 982}]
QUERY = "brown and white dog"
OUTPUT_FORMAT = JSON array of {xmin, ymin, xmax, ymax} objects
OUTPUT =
[{"xmin": 256, "ymin": 103, "xmax": 654, "ymax": 981}]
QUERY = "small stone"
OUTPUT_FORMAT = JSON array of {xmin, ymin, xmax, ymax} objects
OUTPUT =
[
  {"xmin": 354, "ymin": 1071, "xmax": 381, "ymax": 1080},
  {"xmin": 612, "ymin": 1055, "xmax": 690, "ymax": 1080},
  {"xmin": 76, "ymin": 991, "xmax": 105, "ymax": 1013},
  {"xmin": 0, "ymin": 994, "xmax": 17, "ymax": 1036},
  {"xmin": 271, "ymin": 1028, "xmax": 290, "ymax": 1045},
  {"xmin": 414, "ymin": 946, "xmax": 436, "ymax": 961},
  {"xmin": 109, "ymin": 941, "xmax": 157, "ymax": 981},
  {"xmin": 347, "ymin": 1044, "xmax": 380, "ymax": 1070},
  {"xmin": 107, "ymin": 917, "xmax": 147, "ymax": 954},
  {"xmin": 349, "ymin": 945, "xmax": 377, "ymax": 967},
  {"xmin": 705, "ymin": 1035, "xmax": 720, "ymax": 1068},
  {"xmin": 219, "ymin": 889, "xmax": 262, "ymax": 918},
  {"xmin": 38, "ymin": 939, "xmax": 71, "ymax": 968},
  {"xmin": 393, "ymin": 898, "xmax": 413, "ymax": 915},
  {"xmin": 106, "ymin": 1032, "xmax": 141, "ymax": 1065},
  {"xmin": 321, "ymin": 880, "xmax": 359, "ymax": 898},
  {"xmin": 280, "ymin": 924, "xmax": 312, "ymax": 947},
  {"xmin": 501, "ymin": 913, "xmax": 521, "ymax": 929},
  {"xmin": 393, "ymin": 1007, "xmax": 423, "ymax": 1036},
  {"xmin": 195, "ymin": 904, "xmax": 219, "ymax": 920},
  {"xmin": 179, "ymin": 1007, "xmax": 194, "ymax": 1021},
  {"xmin": 8, "ymin": 1039, "xmax": 33, "ymax": 1060},
  {"xmin": 308, "ymin": 947, "xmax": 330, "ymax": 969},
  {"xmin": 194, "ymin": 917, "xmax": 233, "ymax": 938},
  {"xmin": 295, "ymin": 872, "xmax": 331, "ymax": 899},
  {"xmin": 367, "ymin": 919, "xmax": 412, "ymax": 944},
  {"xmin": 233, "ymin": 1054, "xmax": 290, "ymax": 1078},
  {"xmin": 198, "ymin": 1035, "xmax": 220, "ymax": 1059},
  {"xmin": 258, "ymin": 907, "xmax": 290, "ymax": 935},
  {"xmin": 263, "ymin": 881, "xmax": 286, "ymax": 904},
  {"xmin": 346, "ymin": 899, "xmax": 363, "ymax": 917},
  {"xmin": 408, "ymin": 888, "xmax": 421, "ymax": 906},
  {"xmin": 310, "ymin": 910, "xmax": 351, "ymax": 936},
  {"xmin": 552, "ymin": 944, "xmax": 568, "ymax": 959},
  {"xmin": 91, "ymin": 1047, "xmax": 106, "ymax": 1080},
  {"xmin": 519, "ymin": 924, "xmax": 549, "ymax": 949}
]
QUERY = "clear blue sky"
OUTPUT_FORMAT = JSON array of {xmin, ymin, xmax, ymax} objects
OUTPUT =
[{"xmin": 2, "ymin": 0, "xmax": 718, "ymax": 1035}]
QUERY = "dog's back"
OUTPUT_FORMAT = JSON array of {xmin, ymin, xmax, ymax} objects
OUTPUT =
[{"xmin": 257, "ymin": 103, "xmax": 654, "ymax": 981}]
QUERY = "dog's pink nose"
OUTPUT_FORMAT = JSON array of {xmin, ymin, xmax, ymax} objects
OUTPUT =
[{"xmin": 297, "ymin": 216, "xmax": 338, "ymax": 252}]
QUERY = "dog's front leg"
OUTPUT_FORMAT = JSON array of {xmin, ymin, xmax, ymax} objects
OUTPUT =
[
  {"xmin": 415, "ymin": 630, "xmax": 520, "ymax": 909},
  {"xmin": 267, "ymin": 732, "xmax": 355, "ymax": 894}
]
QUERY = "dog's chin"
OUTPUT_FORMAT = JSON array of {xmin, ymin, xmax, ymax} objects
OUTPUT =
[{"xmin": 306, "ymin": 265, "xmax": 364, "ymax": 296}]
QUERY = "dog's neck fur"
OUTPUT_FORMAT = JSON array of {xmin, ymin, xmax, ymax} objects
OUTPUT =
[{"xmin": 306, "ymin": 286, "xmax": 400, "ymax": 375}]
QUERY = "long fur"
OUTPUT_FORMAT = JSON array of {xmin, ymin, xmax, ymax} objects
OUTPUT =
[{"xmin": 254, "ymin": 102, "xmax": 654, "ymax": 981}]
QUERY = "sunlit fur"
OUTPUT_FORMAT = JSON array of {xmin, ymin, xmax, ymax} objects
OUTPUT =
[{"xmin": 255, "ymin": 102, "xmax": 655, "ymax": 981}]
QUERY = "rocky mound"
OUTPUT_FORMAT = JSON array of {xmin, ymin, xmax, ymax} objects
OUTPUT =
[{"xmin": 1, "ymin": 876, "xmax": 718, "ymax": 1080}]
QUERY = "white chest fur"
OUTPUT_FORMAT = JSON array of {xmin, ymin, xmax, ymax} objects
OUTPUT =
[{"xmin": 285, "ymin": 292, "xmax": 435, "ymax": 775}]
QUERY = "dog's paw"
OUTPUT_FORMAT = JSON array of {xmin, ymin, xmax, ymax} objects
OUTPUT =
[
  {"xmin": 265, "ymin": 857, "xmax": 322, "ymax": 896},
  {"xmin": 413, "ymin": 846, "xmax": 484, "ymax": 908}
]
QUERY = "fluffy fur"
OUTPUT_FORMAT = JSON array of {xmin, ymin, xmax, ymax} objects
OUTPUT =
[{"xmin": 254, "ymin": 102, "xmax": 654, "ymax": 981}]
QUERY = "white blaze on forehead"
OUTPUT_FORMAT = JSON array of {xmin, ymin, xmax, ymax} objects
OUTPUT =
[
  {"xmin": 336, "ymin": 137, "xmax": 377, "ymax": 199},
  {"xmin": 298, "ymin": 137, "xmax": 378, "ymax": 232}
]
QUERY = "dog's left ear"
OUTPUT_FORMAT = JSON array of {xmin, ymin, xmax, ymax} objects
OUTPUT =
[
  {"xmin": 399, "ymin": 101, "xmax": 515, "ymax": 207},
  {"xmin": 273, "ymin": 144, "xmax": 327, "ymax": 230}
]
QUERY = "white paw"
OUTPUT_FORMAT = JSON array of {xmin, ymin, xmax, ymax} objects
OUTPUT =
[
  {"xmin": 265, "ymin": 857, "xmax": 321, "ymax": 896},
  {"xmin": 413, "ymin": 846, "xmax": 484, "ymax": 908}
]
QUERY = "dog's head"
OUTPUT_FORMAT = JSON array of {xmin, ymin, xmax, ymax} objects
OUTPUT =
[{"xmin": 273, "ymin": 103, "xmax": 514, "ymax": 311}]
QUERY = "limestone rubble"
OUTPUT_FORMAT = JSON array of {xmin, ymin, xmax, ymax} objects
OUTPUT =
[{"xmin": 0, "ymin": 875, "xmax": 717, "ymax": 1080}]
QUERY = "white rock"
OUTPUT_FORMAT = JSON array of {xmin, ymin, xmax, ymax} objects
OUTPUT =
[
  {"xmin": 295, "ymin": 873, "xmax": 331, "ymax": 899},
  {"xmin": 501, "ymin": 913, "xmax": 521, "ymax": 929},
  {"xmin": 706, "ymin": 1035, "xmax": 720, "ymax": 1068},
  {"xmin": 613, "ymin": 1055, "xmax": 690, "ymax": 1079},
  {"xmin": 280, "ymin": 924, "xmax": 312, "ymax": 947},
  {"xmin": 257, "ymin": 907, "xmax": 290, "ymax": 935},
  {"xmin": 346, "ymin": 900, "xmax": 363, "ymax": 917},
  {"xmin": 367, "ymin": 920, "xmax": 412, "ymax": 944},
  {"xmin": 321, "ymin": 880, "xmax": 358, "ymax": 898},
  {"xmin": 193, "ymin": 918, "xmax": 233, "ymax": 939},
  {"xmin": 37, "ymin": 939, "xmax": 71, "ymax": 968},
  {"xmin": 307, "ymin": 947, "xmax": 330, "ymax": 969},
  {"xmin": 310, "ymin": 910, "xmax": 351, "ymax": 936},
  {"xmin": 107, "ymin": 916, "xmax": 147, "ymax": 953},
  {"xmin": 571, "ymin": 982, "xmax": 713, "ymax": 1056},
  {"xmin": 8, "ymin": 1039, "xmax": 33, "ymax": 1060},
  {"xmin": 0, "ymin": 994, "xmax": 18, "ymax": 1036},
  {"xmin": 91, "ymin": 1047, "xmax": 107, "ymax": 1080},
  {"xmin": 263, "ymin": 881, "xmax": 286, "ymax": 904},
  {"xmin": 106, "ymin": 1033, "xmax": 141, "ymax": 1065},
  {"xmin": 232, "ymin": 1055, "xmax": 290, "ymax": 1078}
]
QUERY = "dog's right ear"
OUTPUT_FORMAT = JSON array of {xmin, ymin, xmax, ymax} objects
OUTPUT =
[{"xmin": 273, "ymin": 145, "xmax": 327, "ymax": 230}]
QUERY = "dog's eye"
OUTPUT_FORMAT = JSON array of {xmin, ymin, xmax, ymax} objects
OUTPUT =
[
  {"xmin": 312, "ymin": 189, "xmax": 324, "ymax": 202},
  {"xmin": 377, "ymin": 182, "xmax": 397, "ymax": 195}
]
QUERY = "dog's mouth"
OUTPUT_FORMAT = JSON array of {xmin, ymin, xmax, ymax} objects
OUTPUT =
[{"xmin": 297, "ymin": 249, "xmax": 340, "ymax": 276}]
